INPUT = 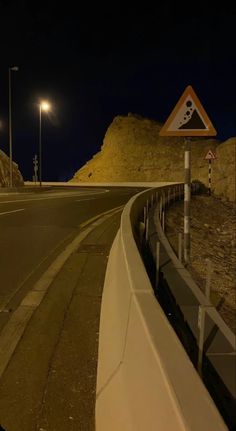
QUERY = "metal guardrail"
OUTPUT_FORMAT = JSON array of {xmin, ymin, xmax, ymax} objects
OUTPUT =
[
  {"xmin": 97, "ymin": 183, "xmax": 228, "ymax": 431},
  {"xmin": 134, "ymin": 184, "xmax": 236, "ymax": 430}
]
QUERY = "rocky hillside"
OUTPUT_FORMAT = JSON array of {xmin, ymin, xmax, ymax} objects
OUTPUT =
[
  {"xmin": 71, "ymin": 114, "xmax": 235, "ymax": 202},
  {"xmin": 0, "ymin": 150, "xmax": 24, "ymax": 187},
  {"xmin": 165, "ymin": 195, "xmax": 236, "ymax": 333}
]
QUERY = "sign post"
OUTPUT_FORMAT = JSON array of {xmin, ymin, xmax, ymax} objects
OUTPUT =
[
  {"xmin": 33, "ymin": 154, "xmax": 38, "ymax": 184},
  {"xmin": 204, "ymin": 149, "xmax": 217, "ymax": 196},
  {"xmin": 184, "ymin": 138, "xmax": 191, "ymax": 262},
  {"xmin": 159, "ymin": 85, "xmax": 217, "ymax": 263}
]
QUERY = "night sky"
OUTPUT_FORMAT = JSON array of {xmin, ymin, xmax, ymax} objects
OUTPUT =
[{"xmin": 0, "ymin": 2, "xmax": 236, "ymax": 181}]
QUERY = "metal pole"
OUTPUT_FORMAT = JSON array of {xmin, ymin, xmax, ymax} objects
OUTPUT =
[
  {"xmin": 155, "ymin": 241, "xmax": 160, "ymax": 290},
  {"xmin": 145, "ymin": 216, "xmax": 149, "ymax": 243},
  {"xmin": 162, "ymin": 210, "xmax": 165, "ymax": 231},
  {"xmin": 8, "ymin": 66, "xmax": 18, "ymax": 187},
  {"xmin": 139, "ymin": 222, "xmax": 145, "ymax": 246},
  {"xmin": 33, "ymin": 155, "xmax": 38, "ymax": 184},
  {"xmin": 178, "ymin": 233, "xmax": 182, "ymax": 262},
  {"xmin": 208, "ymin": 159, "xmax": 211, "ymax": 196},
  {"xmin": 39, "ymin": 105, "xmax": 42, "ymax": 187},
  {"xmin": 198, "ymin": 259, "xmax": 213, "ymax": 375},
  {"xmin": 144, "ymin": 206, "xmax": 146, "ymax": 225},
  {"xmin": 8, "ymin": 68, "xmax": 12, "ymax": 188},
  {"xmin": 184, "ymin": 139, "xmax": 191, "ymax": 263},
  {"xmin": 197, "ymin": 305, "xmax": 206, "ymax": 376},
  {"xmin": 205, "ymin": 259, "xmax": 212, "ymax": 299}
]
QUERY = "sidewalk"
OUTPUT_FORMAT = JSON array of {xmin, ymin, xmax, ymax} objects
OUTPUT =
[{"xmin": 0, "ymin": 212, "xmax": 121, "ymax": 431}]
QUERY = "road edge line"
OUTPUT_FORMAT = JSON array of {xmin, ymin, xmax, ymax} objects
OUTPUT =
[{"xmin": 0, "ymin": 205, "xmax": 123, "ymax": 380}]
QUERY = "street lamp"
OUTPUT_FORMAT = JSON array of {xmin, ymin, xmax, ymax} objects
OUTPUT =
[
  {"xmin": 9, "ymin": 66, "xmax": 19, "ymax": 188},
  {"xmin": 39, "ymin": 101, "xmax": 51, "ymax": 186}
]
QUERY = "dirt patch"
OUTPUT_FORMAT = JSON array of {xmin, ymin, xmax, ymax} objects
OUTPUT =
[{"xmin": 164, "ymin": 194, "xmax": 236, "ymax": 334}]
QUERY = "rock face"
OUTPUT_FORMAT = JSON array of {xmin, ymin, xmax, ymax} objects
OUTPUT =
[
  {"xmin": 213, "ymin": 138, "xmax": 236, "ymax": 202},
  {"xmin": 0, "ymin": 150, "xmax": 24, "ymax": 187},
  {"xmin": 165, "ymin": 195, "xmax": 236, "ymax": 333},
  {"xmin": 71, "ymin": 114, "xmax": 235, "ymax": 201}
]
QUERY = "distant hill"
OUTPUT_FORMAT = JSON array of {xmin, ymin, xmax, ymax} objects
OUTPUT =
[
  {"xmin": 0, "ymin": 150, "xmax": 24, "ymax": 187},
  {"xmin": 70, "ymin": 114, "xmax": 235, "ymax": 202}
]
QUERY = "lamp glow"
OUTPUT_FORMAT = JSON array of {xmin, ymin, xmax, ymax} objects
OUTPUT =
[{"xmin": 40, "ymin": 101, "xmax": 50, "ymax": 112}]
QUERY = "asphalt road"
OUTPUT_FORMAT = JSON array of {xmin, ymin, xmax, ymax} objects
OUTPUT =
[
  {"xmin": 0, "ymin": 185, "xmax": 146, "ymax": 431},
  {"xmin": 0, "ymin": 186, "xmax": 144, "ymax": 316}
]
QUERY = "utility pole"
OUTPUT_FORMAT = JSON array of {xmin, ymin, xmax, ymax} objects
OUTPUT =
[
  {"xmin": 9, "ymin": 66, "xmax": 19, "ymax": 187},
  {"xmin": 33, "ymin": 154, "xmax": 38, "ymax": 184}
]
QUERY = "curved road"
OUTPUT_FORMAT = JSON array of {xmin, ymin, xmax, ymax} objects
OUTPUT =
[
  {"xmin": 0, "ymin": 185, "xmax": 145, "ymax": 431},
  {"xmin": 0, "ymin": 186, "xmax": 144, "ymax": 314}
]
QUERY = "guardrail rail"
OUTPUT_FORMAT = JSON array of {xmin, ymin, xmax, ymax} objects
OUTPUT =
[{"xmin": 96, "ymin": 183, "xmax": 234, "ymax": 431}]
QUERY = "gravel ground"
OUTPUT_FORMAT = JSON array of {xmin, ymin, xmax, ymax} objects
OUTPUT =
[{"xmin": 164, "ymin": 194, "xmax": 236, "ymax": 334}]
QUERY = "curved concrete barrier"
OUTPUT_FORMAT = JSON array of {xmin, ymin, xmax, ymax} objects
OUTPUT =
[{"xmin": 96, "ymin": 186, "xmax": 227, "ymax": 430}]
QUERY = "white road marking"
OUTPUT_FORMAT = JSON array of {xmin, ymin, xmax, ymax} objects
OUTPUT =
[
  {"xmin": 0, "ymin": 208, "xmax": 25, "ymax": 216},
  {"xmin": 75, "ymin": 197, "xmax": 101, "ymax": 202},
  {"xmin": 0, "ymin": 189, "xmax": 110, "ymax": 205}
]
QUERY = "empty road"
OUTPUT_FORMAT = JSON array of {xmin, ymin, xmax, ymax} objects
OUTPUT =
[{"xmin": 0, "ymin": 185, "xmax": 144, "ymax": 431}]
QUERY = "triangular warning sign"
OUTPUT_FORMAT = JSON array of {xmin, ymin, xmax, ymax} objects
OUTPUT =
[
  {"xmin": 159, "ymin": 85, "xmax": 217, "ymax": 137},
  {"xmin": 205, "ymin": 149, "xmax": 217, "ymax": 160}
]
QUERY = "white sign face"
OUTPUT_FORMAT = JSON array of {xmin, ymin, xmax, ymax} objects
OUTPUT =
[
  {"xmin": 205, "ymin": 149, "xmax": 217, "ymax": 160},
  {"xmin": 166, "ymin": 95, "xmax": 206, "ymax": 131},
  {"xmin": 159, "ymin": 85, "xmax": 217, "ymax": 137}
]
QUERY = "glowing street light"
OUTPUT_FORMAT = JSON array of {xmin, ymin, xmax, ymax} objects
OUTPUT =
[
  {"xmin": 9, "ymin": 66, "xmax": 19, "ymax": 187},
  {"xmin": 41, "ymin": 101, "xmax": 50, "ymax": 112},
  {"xmin": 39, "ymin": 100, "xmax": 51, "ymax": 187}
]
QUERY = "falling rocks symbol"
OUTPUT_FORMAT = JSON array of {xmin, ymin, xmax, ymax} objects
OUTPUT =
[{"xmin": 179, "ymin": 101, "xmax": 206, "ymax": 130}]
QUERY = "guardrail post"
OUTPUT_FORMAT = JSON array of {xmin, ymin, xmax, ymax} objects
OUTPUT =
[
  {"xmin": 155, "ymin": 241, "xmax": 160, "ymax": 290},
  {"xmin": 197, "ymin": 260, "xmax": 213, "ymax": 376},
  {"xmin": 151, "ymin": 194, "xmax": 154, "ymax": 207},
  {"xmin": 178, "ymin": 233, "xmax": 182, "ymax": 262},
  {"xmin": 167, "ymin": 189, "xmax": 170, "ymax": 206},
  {"xmin": 205, "ymin": 259, "xmax": 212, "ymax": 300},
  {"xmin": 145, "ymin": 216, "xmax": 149, "ymax": 243},
  {"xmin": 197, "ymin": 305, "xmax": 206, "ymax": 376},
  {"xmin": 139, "ymin": 221, "xmax": 145, "ymax": 246},
  {"xmin": 144, "ymin": 206, "xmax": 147, "ymax": 225},
  {"xmin": 162, "ymin": 210, "xmax": 165, "ymax": 231},
  {"xmin": 159, "ymin": 196, "xmax": 162, "ymax": 220}
]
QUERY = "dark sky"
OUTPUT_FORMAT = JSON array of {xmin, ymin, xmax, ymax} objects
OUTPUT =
[{"xmin": 0, "ymin": 1, "xmax": 236, "ymax": 181}]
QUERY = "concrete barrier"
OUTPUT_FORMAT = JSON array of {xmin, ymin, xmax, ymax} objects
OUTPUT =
[{"xmin": 96, "ymin": 186, "xmax": 227, "ymax": 430}]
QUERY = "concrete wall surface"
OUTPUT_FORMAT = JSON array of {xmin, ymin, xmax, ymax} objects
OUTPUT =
[{"xmin": 96, "ymin": 186, "xmax": 227, "ymax": 431}]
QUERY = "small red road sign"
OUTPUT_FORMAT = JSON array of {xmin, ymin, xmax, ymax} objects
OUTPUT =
[{"xmin": 205, "ymin": 149, "xmax": 217, "ymax": 160}]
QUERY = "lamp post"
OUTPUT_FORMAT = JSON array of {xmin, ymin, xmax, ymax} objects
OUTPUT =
[
  {"xmin": 9, "ymin": 66, "xmax": 19, "ymax": 188},
  {"xmin": 39, "ymin": 101, "xmax": 50, "ymax": 187}
]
